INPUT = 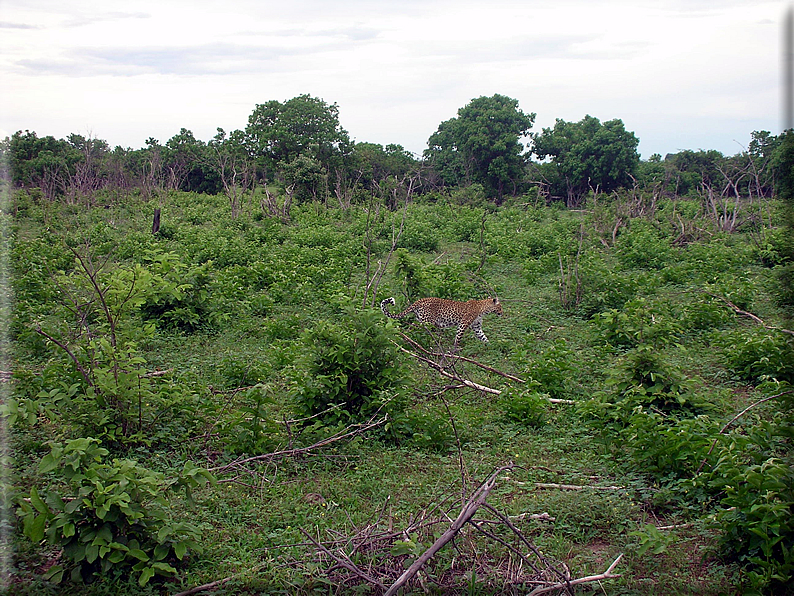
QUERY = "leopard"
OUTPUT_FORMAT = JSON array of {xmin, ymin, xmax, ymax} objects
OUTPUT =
[{"xmin": 380, "ymin": 296, "xmax": 502, "ymax": 349}]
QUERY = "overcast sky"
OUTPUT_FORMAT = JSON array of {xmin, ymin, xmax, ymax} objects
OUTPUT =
[{"xmin": 0, "ymin": 0, "xmax": 784, "ymax": 159}]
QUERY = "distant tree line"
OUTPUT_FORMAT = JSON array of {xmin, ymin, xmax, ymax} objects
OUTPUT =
[{"xmin": 0, "ymin": 93, "xmax": 783, "ymax": 211}]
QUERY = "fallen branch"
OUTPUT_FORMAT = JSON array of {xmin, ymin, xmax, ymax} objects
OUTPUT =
[
  {"xmin": 510, "ymin": 512, "xmax": 556, "ymax": 522},
  {"xmin": 394, "ymin": 341, "xmax": 502, "ymax": 395},
  {"xmin": 534, "ymin": 482, "xmax": 624, "ymax": 491},
  {"xmin": 300, "ymin": 528, "xmax": 386, "ymax": 590},
  {"xmin": 656, "ymin": 523, "xmax": 692, "ymax": 531},
  {"xmin": 708, "ymin": 293, "xmax": 794, "ymax": 337},
  {"xmin": 384, "ymin": 465, "xmax": 513, "ymax": 596},
  {"xmin": 527, "ymin": 553, "xmax": 623, "ymax": 596},
  {"xmin": 695, "ymin": 390, "xmax": 794, "ymax": 474},
  {"xmin": 172, "ymin": 561, "xmax": 269, "ymax": 596},
  {"xmin": 173, "ymin": 577, "xmax": 235, "ymax": 596},
  {"xmin": 394, "ymin": 341, "xmax": 574, "ymax": 404},
  {"xmin": 209, "ymin": 415, "xmax": 388, "ymax": 474},
  {"xmin": 398, "ymin": 331, "xmax": 527, "ymax": 383},
  {"xmin": 142, "ymin": 368, "xmax": 173, "ymax": 378}
]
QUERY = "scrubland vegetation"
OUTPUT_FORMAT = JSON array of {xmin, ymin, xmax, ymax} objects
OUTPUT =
[{"xmin": 2, "ymin": 94, "xmax": 793, "ymax": 595}]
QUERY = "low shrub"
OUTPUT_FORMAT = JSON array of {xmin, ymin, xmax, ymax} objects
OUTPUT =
[
  {"xmin": 292, "ymin": 306, "xmax": 408, "ymax": 426},
  {"xmin": 717, "ymin": 329, "xmax": 794, "ymax": 384},
  {"xmin": 16, "ymin": 438, "xmax": 212, "ymax": 586},
  {"xmin": 498, "ymin": 385, "xmax": 547, "ymax": 428}
]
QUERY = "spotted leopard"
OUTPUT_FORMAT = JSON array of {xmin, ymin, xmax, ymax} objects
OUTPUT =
[{"xmin": 381, "ymin": 296, "xmax": 502, "ymax": 348}]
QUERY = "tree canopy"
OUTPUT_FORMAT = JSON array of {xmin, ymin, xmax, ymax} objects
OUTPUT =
[
  {"xmin": 425, "ymin": 94, "xmax": 535, "ymax": 200},
  {"xmin": 245, "ymin": 94, "xmax": 352, "ymax": 178},
  {"xmin": 532, "ymin": 115, "xmax": 640, "ymax": 206},
  {"xmin": 2, "ymin": 94, "xmax": 779, "ymax": 211}
]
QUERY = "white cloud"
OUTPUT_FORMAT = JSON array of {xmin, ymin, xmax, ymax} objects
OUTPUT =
[{"xmin": 0, "ymin": 0, "xmax": 783, "ymax": 157}]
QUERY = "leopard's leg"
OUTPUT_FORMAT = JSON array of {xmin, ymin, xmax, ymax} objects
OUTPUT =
[
  {"xmin": 451, "ymin": 323, "xmax": 468, "ymax": 351},
  {"xmin": 470, "ymin": 317, "xmax": 489, "ymax": 343}
]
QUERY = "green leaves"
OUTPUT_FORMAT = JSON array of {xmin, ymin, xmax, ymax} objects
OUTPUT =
[
  {"xmin": 629, "ymin": 524, "xmax": 676, "ymax": 556},
  {"xmin": 425, "ymin": 94, "xmax": 535, "ymax": 198},
  {"xmin": 710, "ymin": 457, "xmax": 794, "ymax": 588},
  {"xmin": 246, "ymin": 94, "xmax": 351, "ymax": 179},
  {"xmin": 17, "ymin": 438, "xmax": 208, "ymax": 587},
  {"xmin": 532, "ymin": 115, "xmax": 640, "ymax": 207},
  {"xmin": 293, "ymin": 306, "xmax": 407, "ymax": 427}
]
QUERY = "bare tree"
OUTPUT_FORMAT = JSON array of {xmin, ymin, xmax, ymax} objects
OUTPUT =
[
  {"xmin": 361, "ymin": 173, "xmax": 419, "ymax": 308},
  {"xmin": 205, "ymin": 129, "xmax": 255, "ymax": 219},
  {"xmin": 260, "ymin": 184, "xmax": 293, "ymax": 222}
]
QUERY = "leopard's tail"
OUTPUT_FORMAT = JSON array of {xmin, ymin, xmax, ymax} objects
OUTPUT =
[{"xmin": 380, "ymin": 297, "xmax": 398, "ymax": 319}]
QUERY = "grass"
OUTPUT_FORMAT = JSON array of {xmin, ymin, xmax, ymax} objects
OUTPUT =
[{"xmin": 7, "ymin": 188, "xmax": 792, "ymax": 594}]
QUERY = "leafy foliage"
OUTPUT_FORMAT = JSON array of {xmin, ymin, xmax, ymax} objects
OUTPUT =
[
  {"xmin": 17, "ymin": 438, "xmax": 212, "ymax": 586},
  {"xmin": 532, "ymin": 115, "xmax": 640, "ymax": 207},
  {"xmin": 293, "ymin": 306, "xmax": 407, "ymax": 426},
  {"xmin": 5, "ymin": 119, "xmax": 794, "ymax": 594},
  {"xmin": 498, "ymin": 386, "xmax": 547, "ymax": 428},
  {"xmin": 425, "ymin": 94, "xmax": 535, "ymax": 199},
  {"xmin": 717, "ymin": 329, "xmax": 794, "ymax": 384}
]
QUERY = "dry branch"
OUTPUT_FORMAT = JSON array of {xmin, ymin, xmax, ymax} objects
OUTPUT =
[
  {"xmin": 709, "ymin": 293, "xmax": 794, "ymax": 337},
  {"xmin": 398, "ymin": 331, "xmax": 526, "ymax": 383},
  {"xmin": 393, "ymin": 340, "xmax": 574, "ymax": 403},
  {"xmin": 209, "ymin": 415, "xmax": 388, "ymax": 475},
  {"xmin": 300, "ymin": 528, "xmax": 386, "ymax": 590},
  {"xmin": 695, "ymin": 390, "xmax": 794, "ymax": 474},
  {"xmin": 384, "ymin": 465, "xmax": 513, "ymax": 596},
  {"xmin": 534, "ymin": 482, "xmax": 625, "ymax": 491},
  {"xmin": 35, "ymin": 327, "xmax": 94, "ymax": 388},
  {"xmin": 142, "ymin": 368, "xmax": 173, "ymax": 378},
  {"xmin": 527, "ymin": 553, "xmax": 623, "ymax": 596}
]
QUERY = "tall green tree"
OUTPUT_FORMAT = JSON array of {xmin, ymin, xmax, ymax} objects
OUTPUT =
[
  {"xmin": 8, "ymin": 130, "xmax": 80, "ymax": 199},
  {"xmin": 245, "ymin": 94, "xmax": 352, "ymax": 181},
  {"xmin": 661, "ymin": 149, "xmax": 724, "ymax": 197},
  {"xmin": 425, "ymin": 94, "xmax": 535, "ymax": 200},
  {"xmin": 163, "ymin": 128, "xmax": 209, "ymax": 192},
  {"xmin": 532, "ymin": 115, "xmax": 640, "ymax": 207},
  {"xmin": 352, "ymin": 142, "xmax": 416, "ymax": 192}
]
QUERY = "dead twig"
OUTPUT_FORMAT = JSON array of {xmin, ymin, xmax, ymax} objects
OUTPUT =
[
  {"xmin": 708, "ymin": 293, "xmax": 794, "ymax": 337},
  {"xmin": 533, "ymin": 482, "xmax": 625, "ymax": 491},
  {"xmin": 527, "ymin": 553, "xmax": 623, "ymax": 596},
  {"xmin": 398, "ymin": 331, "xmax": 526, "ymax": 383},
  {"xmin": 142, "ymin": 368, "xmax": 173, "ymax": 378},
  {"xmin": 394, "ymin": 341, "xmax": 575, "ymax": 404},
  {"xmin": 300, "ymin": 528, "xmax": 386, "ymax": 590},
  {"xmin": 695, "ymin": 390, "xmax": 794, "ymax": 474},
  {"xmin": 384, "ymin": 465, "xmax": 513, "ymax": 596},
  {"xmin": 209, "ymin": 414, "xmax": 388, "ymax": 474},
  {"xmin": 35, "ymin": 327, "xmax": 94, "ymax": 388}
]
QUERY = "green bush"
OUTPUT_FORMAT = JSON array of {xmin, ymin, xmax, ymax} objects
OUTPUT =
[
  {"xmin": 397, "ymin": 220, "xmax": 440, "ymax": 252},
  {"xmin": 718, "ymin": 329, "xmax": 794, "ymax": 384},
  {"xmin": 679, "ymin": 295, "xmax": 732, "ymax": 331},
  {"xmin": 216, "ymin": 385, "xmax": 281, "ymax": 455},
  {"xmin": 498, "ymin": 386, "xmax": 547, "ymax": 428},
  {"xmin": 394, "ymin": 248, "xmax": 429, "ymax": 301},
  {"xmin": 406, "ymin": 409, "xmax": 457, "ymax": 452},
  {"xmin": 578, "ymin": 255, "xmax": 647, "ymax": 315},
  {"xmin": 519, "ymin": 339, "xmax": 574, "ymax": 399},
  {"xmin": 581, "ymin": 346, "xmax": 706, "ymax": 432},
  {"xmin": 623, "ymin": 413, "xmax": 720, "ymax": 481},
  {"xmin": 139, "ymin": 250, "xmax": 214, "ymax": 331},
  {"xmin": 710, "ymin": 456, "xmax": 794, "ymax": 591},
  {"xmin": 592, "ymin": 298, "xmax": 681, "ymax": 347},
  {"xmin": 16, "ymin": 438, "xmax": 212, "ymax": 586},
  {"xmin": 292, "ymin": 306, "xmax": 408, "ymax": 426},
  {"xmin": 616, "ymin": 220, "xmax": 672, "ymax": 270}
]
